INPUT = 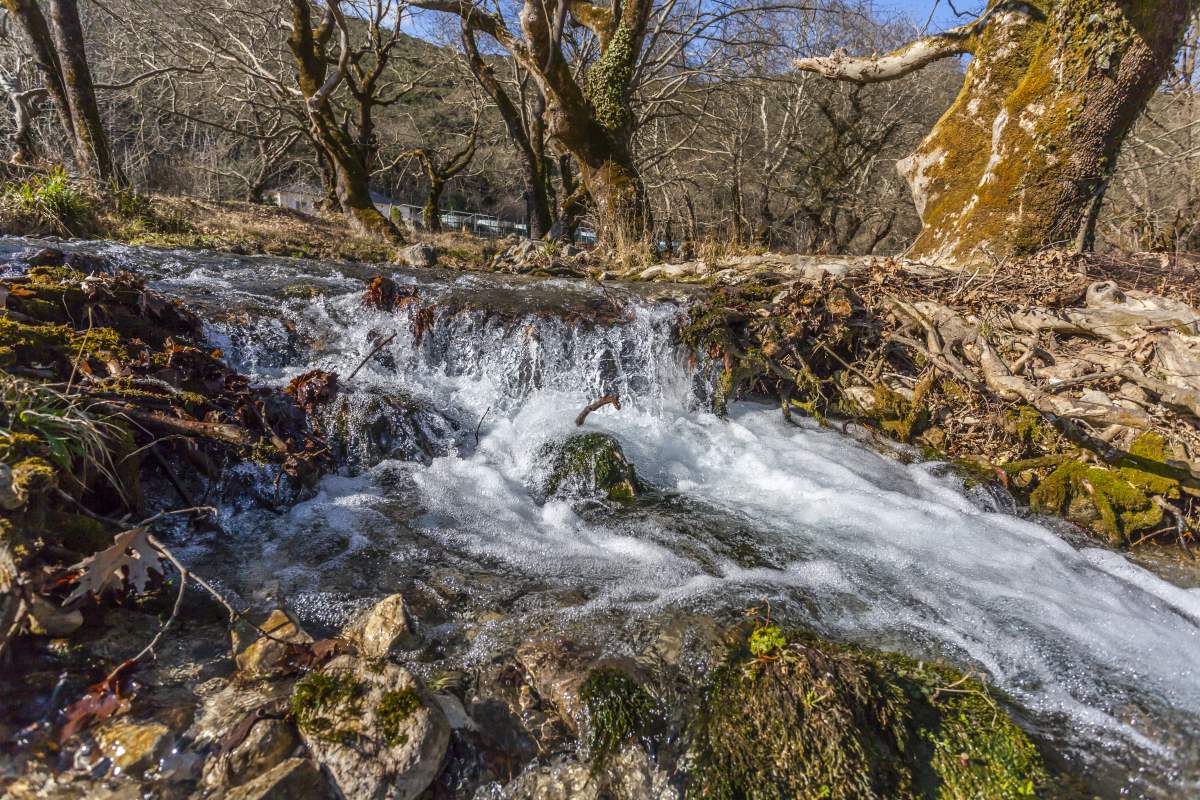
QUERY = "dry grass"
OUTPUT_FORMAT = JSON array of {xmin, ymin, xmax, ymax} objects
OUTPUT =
[{"xmin": 129, "ymin": 196, "xmax": 398, "ymax": 263}]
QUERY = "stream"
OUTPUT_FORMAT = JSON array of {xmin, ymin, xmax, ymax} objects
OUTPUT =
[{"xmin": 4, "ymin": 238, "xmax": 1200, "ymax": 798}]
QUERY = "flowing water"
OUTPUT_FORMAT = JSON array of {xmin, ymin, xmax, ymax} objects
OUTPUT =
[{"xmin": 5, "ymin": 239, "xmax": 1200, "ymax": 797}]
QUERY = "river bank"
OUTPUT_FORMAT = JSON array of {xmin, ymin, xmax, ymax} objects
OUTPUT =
[{"xmin": 1, "ymin": 238, "xmax": 1199, "ymax": 799}]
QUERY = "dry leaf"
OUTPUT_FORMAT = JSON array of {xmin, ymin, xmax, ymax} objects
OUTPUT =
[{"xmin": 66, "ymin": 527, "xmax": 163, "ymax": 604}]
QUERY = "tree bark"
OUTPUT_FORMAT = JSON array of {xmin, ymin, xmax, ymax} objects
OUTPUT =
[
  {"xmin": 423, "ymin": 178, "xmax": 444, "ymax": 233},
  {"xmin": 46, "ymin": 0, "xmax": 120, "ymax": 183},
  {"xmin": 461, "ymin": 26, "xmax": 553, "ymax": 239},
  {"xmin": 795, "ymin": 0, "xmax": 1199, "ymax": 266}
]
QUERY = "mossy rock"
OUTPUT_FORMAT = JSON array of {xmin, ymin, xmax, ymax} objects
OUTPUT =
[
  {"xmin": 1029, "ymin": 459, "xmax": 1162, "ymax": 545},
  {"xmin": 685, "ymin": 630, "xmax": 1048, "ymax": 800},
  {"xmin": 540, "ymin": 432, "xmax": 639, "ymax": 502}
]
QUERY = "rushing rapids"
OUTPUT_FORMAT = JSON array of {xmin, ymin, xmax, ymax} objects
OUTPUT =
[{"xmin": 3, "ymin": 238, "xmax": 1199, "ymax": 797}]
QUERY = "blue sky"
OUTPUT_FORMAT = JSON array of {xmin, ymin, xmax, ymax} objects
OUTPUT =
[{"xmin": 875, "ymin": 0, "xmax": 972, "ymax": 32}]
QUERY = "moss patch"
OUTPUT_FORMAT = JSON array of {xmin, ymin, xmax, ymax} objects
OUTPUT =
[
  {"xmin": 376, "ymin": 687, "xmax": 422, "ymax": 747},
  {"xmin": 1029, "ymin": 459, "xmax": 1161, "ymax": 544},
  {"xmin": 291, "ymin": 671, "xmax": 366, "ymax": 746},
  {"xmin": 541, "ymin": 432, "xmax": 639, "ymax": 502},
  {"xmin": 685, "ymin": 632, "xmax": 1048, "ymax": 800},
  {"xmin": 580, "ymin": 667, "xmax": 657, "ymax": 765}
]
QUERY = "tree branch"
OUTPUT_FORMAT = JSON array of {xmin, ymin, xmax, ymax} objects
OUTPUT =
[{"xmin": 792, "ymin": 3, "xmax": 1033, "ymax": 83}]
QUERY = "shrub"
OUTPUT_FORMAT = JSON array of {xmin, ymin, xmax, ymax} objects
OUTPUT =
[{"xmin": 1, "ymin": 167, "xmax": 95, "ymax": 236}]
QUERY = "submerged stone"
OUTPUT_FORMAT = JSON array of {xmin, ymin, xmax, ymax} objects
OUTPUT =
[
  {"xmin": 685, "ymin": 629, "xmax": 1048, "ymax": 800},
  {"xmin": 540, "ymin": 432, "xmax": 639, "ymax": 502}
]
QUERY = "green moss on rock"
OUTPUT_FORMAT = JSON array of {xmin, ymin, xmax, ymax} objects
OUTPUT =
[
  {"xmin": 376, "ymin": 687, "xmax": 422, "ymax": 747},
  {"xmin": 541, "ymin": 432, "xmax": 639, "ymax": 502},
  {"xmin": 291, "ymin": 670, "xmax": 366, "ymax": 745},
  {"xmin": 685, "ymin": 632, "xmax": 1048, "ymax": 800},
  {"xmin": 1029, "ymin": 460, "xmax": 1161, "ymax": 544},
  {"xmin": 580, "ymin": 667, "xmax": 657, "ymax": 765}
]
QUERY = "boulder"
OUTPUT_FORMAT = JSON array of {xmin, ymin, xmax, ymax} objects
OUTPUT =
[
  {"xmin": 293, "ymin": 654, "xmax": 450, "ymax": 800},
  {"xmin": 224, "ymin": 758, "xmax": 331, "ymax": 800},
  {"xmin": 341, "ymin": 593, "xmax": 420, "ymax": 659},
  {"xmin": 396, "ymin": 244, "xmax": 437, "ymax": 268},
  {"xmin": 685, "ymin": 628, "xmax": 1049, "ymax": 799},
  {"xmin": 539, "ymin": 432, "xmax": 638, "ymax": 502}
]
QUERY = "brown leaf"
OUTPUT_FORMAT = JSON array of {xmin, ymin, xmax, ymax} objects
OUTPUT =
[{"xmin": 65, "ymin": 527, "xmax": 163, "ymax": 604}]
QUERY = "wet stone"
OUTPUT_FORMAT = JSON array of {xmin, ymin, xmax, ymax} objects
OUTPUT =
[
  {"xmin": 342, "ymin": 593, "xmax": 420, "ymax": 659},
  {"xmin": 293, "ymin": 654, "xmax": 450, "ymax": 800},
  {"xmin": 235, "ymin": 609, "xmax": 312, "ymax": 680},
  {"xmin": 223, "ymin": 757, "xmax": 331, "ymax": 800},
  {"xmin": 92, "ymin": 718, "xmax": 173, "ymax": 776}
]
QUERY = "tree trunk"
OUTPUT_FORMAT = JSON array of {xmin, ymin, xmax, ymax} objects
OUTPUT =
[
  {"xmin": 46, "ymin": 0, "xmax": 121, "ymax": 184},
  {"xmin": 522, "ymin": 159, "xmax": 553, "ymax": 239},
  {"xmin": 423, "ymin": 178, "xmax": 443, "ymax": 233},
  {"xmin": 796, "ymin": 0, "xmax": 1197, "ymax": 266},
  {"xmin": 557, "ymin": 153, "xmax": 581, "ymax": 243},
  {"xmin": 3, "ymin": 1, "xmax": 74, "ymax": 163}
]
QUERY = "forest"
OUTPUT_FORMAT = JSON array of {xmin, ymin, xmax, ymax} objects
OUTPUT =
[{"xmin": 1, "ymin": 0, "xmax": 1200, "ymax": 799}]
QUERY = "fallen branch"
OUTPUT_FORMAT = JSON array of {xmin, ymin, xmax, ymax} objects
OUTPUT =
[
  {"xmin": 347, "ymin": 332, "xmax": 398, "ymax": 381},
  {"xmin": 575, "ymin": 393, "xmax": 621, "ymax": 426}
]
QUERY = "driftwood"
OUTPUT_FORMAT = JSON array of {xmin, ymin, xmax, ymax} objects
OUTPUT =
[{"xmin": 575, "ymin": 394, "xmax": 621, "ymax": 426}]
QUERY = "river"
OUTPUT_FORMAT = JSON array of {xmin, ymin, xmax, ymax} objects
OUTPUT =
[{"xmin": 4, "ymin": 238, "xmax": 1199, "ymax": 797}]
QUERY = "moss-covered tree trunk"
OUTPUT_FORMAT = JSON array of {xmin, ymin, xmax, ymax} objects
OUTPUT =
[
  {"xmin": 5, "ymin": 0, "xmax": 121, "ymax": 183},
  {"xmin": 287, "ymin": 0, "xmax": 403, "ymax": 244},
  {"xmin": 423, "ymin": 178, "xmax": 444, "ymax": 233},
  {"xmin": 47, "ymin": 0, "xmax": 121, "ymax": 184},
  {"xmin": 418, "ymin": 0, "xmax": 653, "ymax": 243},
  {"xmin": 796, "ymin": 0, "xmax": 1198, "ymax": 265}
]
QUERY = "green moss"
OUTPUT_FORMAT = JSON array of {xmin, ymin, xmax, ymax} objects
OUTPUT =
[
  {"xmin": 0, "ymin": 432, "xmax": 46, "ymax": 462},
  {"xmin": 1029, "ymin": 459, "xmax": 1161, "ymax": 544},
  {"xmin": 376, "ymin": 688, "xmax": 422, "ymax": 748},
  {"xmin": 0, "ymin": 315, "xmax": 127, "ymax": 367},
  {"xmin": 872, "ymin": 376, "xmax": 932, "ymax": 444},
  {"xmin": 11, "ymin": 457, "xmax": 57, "ymax": 498},
  {"xmin": 291, "ymin": 670, "xmax": 366, "ymax": 745},
  {"xmin": 43, "ymin": 510, "xmax": 111, "ymax": 554},
  {"xmin": 542, "ymin": 432, "xmax": 639, "ymax": 502},
  {"xmin": 586, "ymin": 23, "xmax": 635, "ymax": 135},
  {"xmin": 27, "ymin": 264, "xmax": 85, "ymax": 285},
  {"xmin": 1116, "ymin": 432, "xmax": 1182, "ymax": 498},
  {"xmin": 685, "ymin": 632, "xmax": 1048, "ymax": 800},
  {"xmin": 1007, "ymin": 406, "xmax": 1055, "ymax": 449},
  {"xmin": 580, "ymin": 667, "xmax": 657, "ymax": 765}
]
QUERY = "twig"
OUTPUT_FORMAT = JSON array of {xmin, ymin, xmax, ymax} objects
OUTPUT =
[
  {"xmin": 575, "ymin": 393, "xmax": 621, "ymax": 426},
  {"xmin": 101, "ymin": 561, "xmax": 187, "ymax": 686},
  {"xmin": 150, "ymin": 445, "xmax": 197, "ymax": 506},
  {"xmin": 473, "ymin": 404, "xmax": 492, "ymax": 445},
  {"xmin": 66, "ymin": 306, "xmax": 94, "ymax": 396},
  {"xmin": 346, "ymin": 332, "xmax": 397, "ymax": 381}
]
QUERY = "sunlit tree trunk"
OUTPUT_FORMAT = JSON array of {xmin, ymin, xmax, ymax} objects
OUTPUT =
[{"xmin": 796, "ymin": 0, "xmax": 1198, "ymax": 265}]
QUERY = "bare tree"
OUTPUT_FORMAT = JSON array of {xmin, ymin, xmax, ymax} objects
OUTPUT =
[
  {"xmin": 2, "ymin": 0, "xmax": 121, "ymax": 181},
  {"xmin": 460, "ymin": 21, "xmax": 552, "ymax": 238},
  {"xmin": 400, "ymin": 112, "xmax": 480, "ymax": 231}
]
